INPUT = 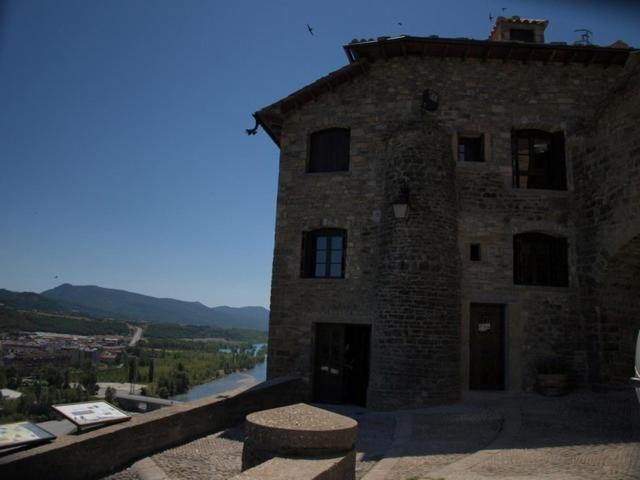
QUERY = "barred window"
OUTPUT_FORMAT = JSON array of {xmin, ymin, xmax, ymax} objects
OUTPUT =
[{"xmin": 514, "ymin": 232, "xmax": 568, "ymax": 286}]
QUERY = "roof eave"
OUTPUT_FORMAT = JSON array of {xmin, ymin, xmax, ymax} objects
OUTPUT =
[
  {"xmin": 343, "ymin": 36, "xmax": 635, "ymax": 66},
  {"xmin": 253, "ymin": 60, "xmax": 371, "ymax": 148}
]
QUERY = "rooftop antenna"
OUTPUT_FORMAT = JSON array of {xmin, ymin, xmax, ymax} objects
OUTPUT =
[{"xmin": 574, "ymin": 29, "xmax": 593, "ymax": 46}]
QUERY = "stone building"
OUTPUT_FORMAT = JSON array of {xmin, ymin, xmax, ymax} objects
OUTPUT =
[{"xmin": 253, "ymin": 17, "xmax": 640, "ymax": 409}]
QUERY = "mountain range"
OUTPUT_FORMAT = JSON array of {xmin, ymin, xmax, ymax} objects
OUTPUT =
[{"xmin": 0, "ymin": 284, "xmax": 268, "ymax": 331}]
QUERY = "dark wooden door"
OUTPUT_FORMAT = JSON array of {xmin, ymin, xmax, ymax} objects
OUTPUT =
[
  {"xmin": 343, "ymin": 325, "xmax": 370, "ymax": 406},
  {"xmin": 470, "ymin": 304, "xmax": 505, "ymax": 390},
  {"xmin": 314, "ymin": 323, "xmax": 345, "ymax": 403},
  {"xmin": 313, "ymin": 323, "xmax": 370, "ymax": 405}
]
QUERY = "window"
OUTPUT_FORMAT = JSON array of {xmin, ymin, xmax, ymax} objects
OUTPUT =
[
  {"xmin": 470, "ymin": 243, "xmax": 481, "ymax": 261},
  {"xmin": 509, "ymin": 29, "xmax": 535, "ymax": 42},
  {"xmin": 512, "ymin": 130, "xmax": 566, "ymax": 190},
  {"xmin": 308, "ymin": 128, "xmax": 350, "ymax": 172},
  {"xmin": 514, "ymin": 233, "xmax": 568, "ymax": 286},
  {"xmin": 458, "ymin": 135, "xmax": 484, "ymax": 162},
  {"xmin": 301, "ymin": 229, "xmax": 346, "ymax": 278}
]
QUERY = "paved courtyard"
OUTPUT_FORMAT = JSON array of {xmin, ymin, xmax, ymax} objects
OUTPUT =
[{"xmin": 105, "ymin": 390, "xmax": 640, "ymax": 480}]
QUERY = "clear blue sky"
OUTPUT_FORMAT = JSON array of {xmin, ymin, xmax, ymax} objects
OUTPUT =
[{"xmin": 1, "ymin": 0, "xmax": 638, "ymax": 308}]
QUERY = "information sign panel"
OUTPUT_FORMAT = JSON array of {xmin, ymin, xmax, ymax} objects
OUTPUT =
[
  {"xmin": 0, "ymin": 422, "xmax": 56, "ymax": 450},
  {"xmin": 52, "ymin": 401, "xmax": 130, "ymax": 427}
]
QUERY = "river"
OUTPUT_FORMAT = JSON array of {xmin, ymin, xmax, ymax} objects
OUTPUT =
[{"xmin": 170, "ymin": 355, "xmax": 267, "ymax": 402}]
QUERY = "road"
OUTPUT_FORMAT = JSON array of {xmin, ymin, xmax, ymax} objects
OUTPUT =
[{"xmin": 128, "ymin": 325, "xmax": 143, "ymax": 347}]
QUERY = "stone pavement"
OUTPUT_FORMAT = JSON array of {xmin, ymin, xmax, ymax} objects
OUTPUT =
[
  {"xmin": 382, "ymin": 391, "xmax": 640, "ymax": 480},
  {"xmin": 104, "ymin": 390, "xmax": 640, "ymax": 480},
  {"xmin": 427, "ymin": 391, "xmax": 640, "ymax": 480}
]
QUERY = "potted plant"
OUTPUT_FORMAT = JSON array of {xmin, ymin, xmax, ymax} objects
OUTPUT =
[{"xmin": 536, "ymin": 359, "xmax": 569, "ymax": 396}]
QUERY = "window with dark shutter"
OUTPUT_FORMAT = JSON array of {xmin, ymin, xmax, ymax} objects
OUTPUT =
[
  {"xmin": 308, "ymin": 129, "xmax": 350, "ymax": 173},
  {"xmin": 514, "ymin": 232, "xmax": 568, "ymax": 286},
  {"xmin": 509, "ymin": 29, "xmax": 535, "ymax": 42},
  {"xmin": 301, "ymin": 229, "xmax": 346, "ymax": 278},
  {"xmin": 512, "ymin": 130, "xmax": 566, "ymax": 190}
]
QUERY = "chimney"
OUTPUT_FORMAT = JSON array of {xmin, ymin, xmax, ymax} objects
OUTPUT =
[{"xmin": 489, "ymin": 16, "xmax": 549, "ymax": 44}]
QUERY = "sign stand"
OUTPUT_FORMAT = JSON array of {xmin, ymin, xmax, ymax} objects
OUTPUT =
[
  {"xmin": 51, "ymin": 401, "xmax": 131, "ymax": 432},
  {"xmin": 0, "ymin": 422, "xmax": 56, "ymax": 452}
]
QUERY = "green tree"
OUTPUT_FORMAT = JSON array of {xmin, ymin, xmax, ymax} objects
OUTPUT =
[
  {"xmin": 6, "ymin": 366, "xmax": 20, "ymax": 390},
  {"xmin": 105, "ymin": 386, "xmax": 116, "ymax": 404},
  {"xmin": 40, "ymin": 364, "xmax": 64, "ymax": 389},
  {"xmin": 172, "ymin": 369, "xmax": 189, "ymax": 395},
  {"xmin": 128, "ymin": 358, "xmax": 137, "ymax": 384},
  {"xmin": 34, "ymin": 380, "xmax": 43, "ymax": 401},
  {"xmin": 148, "ymin": 359, "xmax": 155, "ymax": 383},
  {"xmin": 157, "ymin": 376, "xmax": 173, "ymax": 397},
  {"xmin": 81, "ymin": 364, "xmax": 98, "ymax": 395},
  {"xmin": 18, "ymin": 391, "xmax": 36, "ymax": 415}
]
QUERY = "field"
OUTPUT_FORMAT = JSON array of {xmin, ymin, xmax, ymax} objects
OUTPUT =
[
  {"xmin": 0, "ymin": 307, "xmax": 129, "ymax": 336},
  {"xmin": 0, "ymin": 305, "xmax": 267, "ymax": 343},
  {"xmin": 143, "ymin": 322, "xmax": 267, "ymax": 343}
]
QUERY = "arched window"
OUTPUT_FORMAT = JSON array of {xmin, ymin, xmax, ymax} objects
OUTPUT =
[
  {"xmin": 512, "ymin": 130, "xmax": 566, "ymax": 190},
  {"xmin": 301, "ymin": 229, "xmax": 346, "ymax": 278},
  {"xmin": 308, "ymin": 128, "xmax": 350, "ymax": 172},
  {"xmin": 514, "ymin": 232, "xmax": 568, "ymax": 286}
]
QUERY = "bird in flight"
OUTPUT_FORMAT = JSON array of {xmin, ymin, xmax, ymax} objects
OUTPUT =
[
  {"xmin": 398, "ymin": 22, "xmax": 403, "ymax": 26},
  {"xmin": 306, "ymin": 23, "xmax": 314, "ymax": 36}
]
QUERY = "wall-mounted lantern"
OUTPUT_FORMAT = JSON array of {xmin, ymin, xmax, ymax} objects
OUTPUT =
[
  {"xmin": 421, "ymin": 89, "xmax": 439, "ymax": 112},
  {"xmin": 392, "ymin": 186, "xmax": 410, "ymax": 219}
]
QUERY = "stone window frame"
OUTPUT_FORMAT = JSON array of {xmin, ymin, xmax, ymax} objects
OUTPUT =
[
  {"xmin": 300, "ymin": 228, "xmax": 347, "ymax": 279},
  {"xmin": 306, "ymin": 128, "xmax": 351, "ymax": 173},
  {"xmin": 513, "ymin": 231, "xmax": 569, "ymax": 287},
  {"xmin": 453, "ymin": 131, "xmax": 491, "ymax": 164}
]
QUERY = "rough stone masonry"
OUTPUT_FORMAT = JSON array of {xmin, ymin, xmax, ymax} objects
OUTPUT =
[{"xmin": 255, "ymin": 16, "xmax": 640, "ymax": 409}]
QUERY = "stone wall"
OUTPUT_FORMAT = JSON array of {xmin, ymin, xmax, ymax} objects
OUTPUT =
[
  {"xmin": 599, "ymin": 238, "xmax": 640, "ymax": 386},
  {"xmin": 573, "ymin": 53, "xmax": 640, "ymax": 388},
  {"xmin": 268, "ymin": 53, "xmax": 628, "ymax": 407},
  {"xmin": 371, "ymin": 122, "xmax": 460, "ymax": 408}
]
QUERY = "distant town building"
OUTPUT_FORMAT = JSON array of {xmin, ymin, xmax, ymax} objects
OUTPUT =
[
  {"xmin": 254, "ymin": 17, "xmax": 640, "ymax": 408},
  {"xmin": 1, "ymin": 332, "xmax": 125, "ymax": 371},
  {"xmin": 0, "ymin": 388, "xmax": 23, "ymax": 400}
]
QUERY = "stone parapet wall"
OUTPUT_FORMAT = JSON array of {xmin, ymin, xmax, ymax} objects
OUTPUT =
[{"xmin": 0, "ymin": 377, "xmax": 305, "ymax": 480}]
